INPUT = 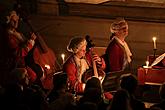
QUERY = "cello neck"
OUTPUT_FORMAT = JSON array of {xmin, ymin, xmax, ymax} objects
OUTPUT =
[
  {"xmin": 91, "ymin": 49, "xmax": 98, "ymax": 78},
  {"xmin": 85, "ymin": 35, "xmax": 99, "ymax": 78},
  {"xmin": 92, "ymin": 59, "xmax": 99, "ymax": 78}
]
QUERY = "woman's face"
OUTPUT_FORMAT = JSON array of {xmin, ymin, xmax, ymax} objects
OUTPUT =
[{"xmin": 76, "ymin": 45, "xmax": 86, "ymax": 58}]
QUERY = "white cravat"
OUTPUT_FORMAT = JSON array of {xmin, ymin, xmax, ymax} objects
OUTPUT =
[
  {"xmin": 114, "ymin": 36, "xmax": 132, "ymax": 63},
  {"xmin": 74, "ymin": 56, "xmax": 89, "ymax": 82}
]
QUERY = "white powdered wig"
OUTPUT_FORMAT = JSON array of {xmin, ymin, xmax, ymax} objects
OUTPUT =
[
  {"xmin": 67, "ymin": 37, "xmax": 87, "ymax": 53},
  {"xmin": 110, "ymin": 18, "xmax": 128, "ymax": 33}
]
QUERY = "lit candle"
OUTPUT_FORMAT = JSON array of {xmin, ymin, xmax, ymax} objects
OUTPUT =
[
  {"xmin": 61, "ymin": 53, "xmax": 65, "ymax": 64},
  {"xmin": 146, "ymin": 61, "xmax": 149, "ymax": 67},
  {"xmin": 45, "ymin": 64, "xmax": 50, "ymax": 70},
  {"xmin": 152, "ymin": 37, "xmax": 157, "ymax": 49}
]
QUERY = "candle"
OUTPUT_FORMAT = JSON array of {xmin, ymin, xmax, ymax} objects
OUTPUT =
[
  {"xmin": 146, "ymin": 61, "xmax": 149, "ymax": 67},
  {"xmin": 61, "ymin": 53, "xmax": 65, "ymax": 64},
  {"xmin": 152, "ymin": 37, "xmax": 157, "ymax": 49}
]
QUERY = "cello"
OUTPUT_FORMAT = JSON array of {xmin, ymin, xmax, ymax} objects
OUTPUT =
[{"xmin": 82, "ymin": 35, "xmax": 106, "ymax": 83}]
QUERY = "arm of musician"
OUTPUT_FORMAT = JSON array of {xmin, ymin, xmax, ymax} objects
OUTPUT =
[
  {"xmin": 28, "ymin": 33, "xmax": 37, "ymax": 46},
  {"xmin": 63, "ymin": 63, "xmax": 84, "ymax": 93},
  {"xmin": 25, "ymin": 33, "xmax": 36, "ymax": 52},
  {"xmin": 8, "ymin": 34, "xmax": 34, "ymax": 57},
  {"xmin": 26, "ymin": 40, "xmax": 34, "ymax": 52},
  {"xmin": 30, "ymin": 33, "xmax": 37, "ymax": 41},
  {"xmin": 19, "ymin": 33, "xmax": 36, "ymax": 56},
  {"xmin": 63, "ymin": 63, "xmax": 77, "ymax": 89}
]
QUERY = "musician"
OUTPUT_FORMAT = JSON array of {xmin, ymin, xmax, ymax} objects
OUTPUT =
[
  {"xmin": 3, "ymin": 10, "xmax": 37, "ymax": 84},
  {"xmin": 103, "ymin": 18, "xmax": 132, "ymax": 73},
  {"xmin": 63, "ymin": 37, "xmax": 106, "ymax": 94}
]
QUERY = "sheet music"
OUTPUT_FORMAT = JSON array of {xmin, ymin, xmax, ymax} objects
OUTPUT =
[{"xmin": 151, "ymin": 53, "xmax": 165, "ymax": 67}]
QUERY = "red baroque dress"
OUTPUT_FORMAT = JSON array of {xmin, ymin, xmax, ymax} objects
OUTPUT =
[{"xmin": 63, "ymin": 52, "xmax": 105, "ymax": 94}]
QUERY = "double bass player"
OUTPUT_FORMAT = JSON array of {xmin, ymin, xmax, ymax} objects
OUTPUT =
[
  {"xmin": 2, "ymin": 9, "xmax": 58, "ymax": 94},
  {"xmin": 2, "ymin": 10, "xmax": 37, "ymax": 86}
]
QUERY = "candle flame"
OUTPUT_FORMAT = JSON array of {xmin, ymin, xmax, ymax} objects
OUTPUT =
[
  {"xmin": 61, "ymin": 53, "xmax": 65, "ymax": 64},
  {"xmin": 152, "ymin": 37, "xmax": 157, "ymax": 49},
  {"xmin": 61, "ymin": 54, "xmax": 65, "ymax": 60},
  {"xmin": 146, "ymin": 61, "xmax": 149, "ymax": 67},
  {"xmin": 152, "ymin": 37, "xmax": 156, "ymax": 41},
  {"xmin": 45, "ymin": 64, "xmax": 50, "ymax": 70}
]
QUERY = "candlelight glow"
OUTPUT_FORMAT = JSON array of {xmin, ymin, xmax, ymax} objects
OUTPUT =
[
  {"xmin": 152, "ymin": 37, "xmax": 156, "ymax": 41},
  {"xmin": 143, "ymin": 60, "xmax": 151, "ymax": 69},
  {"xmin": 152, "ymin": 37, "xmax": 157, "ymax": 49},
  {"xmin": 146, "ymin": 61, "xmax": 149, "ymax": 67},
  {"xmin": 61, "ymin": 53, "xmax": 65, "ymax": 64},
  {"xmin": 45, "ymin": 64, "xmax": 50, "ymax": 69}
]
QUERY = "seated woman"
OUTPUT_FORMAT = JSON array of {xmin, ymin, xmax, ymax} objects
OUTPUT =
[{"xmin": 63, "ymin": 37, "xmax": 105, "ymax": 94}]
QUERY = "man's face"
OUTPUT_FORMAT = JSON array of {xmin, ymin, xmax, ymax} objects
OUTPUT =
[
  {"xmin": 117, "ymin": 26, "xmax": 128, "ymax": 38},
  {"xmin": 10, "ymin": 14, "xmax": 19, "ymax": 29}
]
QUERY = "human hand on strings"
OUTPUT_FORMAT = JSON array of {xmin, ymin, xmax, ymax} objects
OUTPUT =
[
  {"xmin": 28, "ymin": 33, "xmax": 37, "ymax": 46},
  {"xmin": 92, "ymin": 53, "xmax": 102, "ymax": 64},
  {"xmin": 30, "ymin": 33, "xmax": 37, "ymax": 40}
]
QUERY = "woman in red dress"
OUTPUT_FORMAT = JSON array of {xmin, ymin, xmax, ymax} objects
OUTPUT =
[{"xmin": 63, "ymin": 37, "xmax": 105, "ymax": 94}]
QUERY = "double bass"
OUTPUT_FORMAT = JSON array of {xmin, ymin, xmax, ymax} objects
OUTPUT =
[
  {"xmin": 23, "ymin": 17, "xmax": 59, "ymax": 90},
  {"xmin": 82, "ymin": 35, "xmax": 106, "ymax": 83}
]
